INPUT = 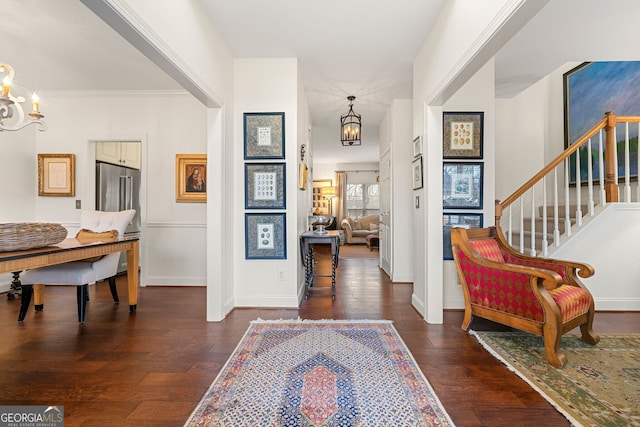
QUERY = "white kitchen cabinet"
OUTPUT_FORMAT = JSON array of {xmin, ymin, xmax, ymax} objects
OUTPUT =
[{"xmin": 96, "ymin": 142, "xmax": 141, "ymax": 169}]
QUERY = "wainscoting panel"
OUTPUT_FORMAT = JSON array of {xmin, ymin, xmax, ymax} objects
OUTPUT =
[{"xmin": 143, "ymin": 222, "xmax": 206, "ymax": 286}]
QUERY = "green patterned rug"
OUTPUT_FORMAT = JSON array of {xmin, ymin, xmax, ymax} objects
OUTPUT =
[{"xmin": 472, "ymin": 331, "xmax": 640, "ymax": 427}]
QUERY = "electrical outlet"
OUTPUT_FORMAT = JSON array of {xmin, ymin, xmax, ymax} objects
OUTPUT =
[
  {"xmin": 75, "ymin": 200, "xmax": 81, "ymax": 209},
  {"xmin": 277, "ymin": 269, "xmax": 285, "ymax": 281}
]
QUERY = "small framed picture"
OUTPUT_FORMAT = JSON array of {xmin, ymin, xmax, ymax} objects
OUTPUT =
[
  {"xmin": 412, "ymin": 136, "xmax": 422, "ymax": 158},
  {"xmin": 443, "ymin": 112, "xmax": 483, "ymax": 159},
  {"xmin": 176, "ymin": 154, "xmax": 207, "ymax": 203},
  {"xmin": 412, "ymin": 156, "xmax": 423, "ymax": 190},
  {"xmin": 38, "ymin": 153, "xmax": 75, "ymax": 197},
  {"xmin": 244, "ymin": 112, "xmax": 285, "ymax": 159},
  {"xmin": 245, "ymin": 213, "xmax": 287, "ymax": 259},
  {"xmin": 442, "ymin": 162, "xmax": 484, "ymax": 209},
  {"xmin": 245, "ymin": 162, "xmax": 286, "ymax": 209},
  {"xmin": 443, "ymin": 213, "xmax": 483, "ymax": 260}
]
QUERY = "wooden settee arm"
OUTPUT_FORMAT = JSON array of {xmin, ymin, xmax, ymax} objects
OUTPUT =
[
  {"xmin": 491, "ymin": 226, "xmax": 595, "ymax": 283},
  {"xmin": 453, "ymin": 240, "xmax": 564, "ymax": 289}
]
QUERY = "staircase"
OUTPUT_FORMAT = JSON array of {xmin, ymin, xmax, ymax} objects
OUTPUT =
[
  {"xmin": 506, "ymin": 204, "xmax": 587, "ymax": 255},
  {"xmin": 496, "ymin": 112, "xmax": 640, "ymax": 256}
]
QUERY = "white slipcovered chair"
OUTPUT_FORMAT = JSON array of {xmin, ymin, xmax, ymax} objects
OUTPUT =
[{"xmin": 18, "ymin": 209, "xmax": 136, "ymax": 323}]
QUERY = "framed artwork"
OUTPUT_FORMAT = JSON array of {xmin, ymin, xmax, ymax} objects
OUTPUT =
[
  {"xmin": 245, "ymin": 162, "xmax": 286, "ymax": 209},
  {"xmin": 412, "ymin": 156, "xmax": 423, "ymax": 190},
  {"xmin": 443, "ymin": 112, "xmax": 484, "ymax": 159},
  {"xmin": 244, "ymin": 112, "xmax": 285, "ymax": 159},
  {"xmin": 245, "ymin": 213, "xmax": 287, "ymax": 259},
  {"xmin": 442, "ymin": 213, "xmax": 483, "ymax": 260},
  {"xmin": 312, "ymin": 179, "xmax": 332, "ymax": 215},
  {"xmin": 563, "ymin": 61, "xmax": 640, "ymax": 183},
  {"xmin": 176, "ymin": 154, "xmax": 207, "ymax": 203},
  {"xmin": 442, "ymin": 162, "xmax": 484, "ymax": 209},
  {"xmin": 412, "ymin": 136, "xmax": 422, "ymax": 158},
  {"xmin": 38, "ymin": 153, "xmax": 75, "ymax": 197}
]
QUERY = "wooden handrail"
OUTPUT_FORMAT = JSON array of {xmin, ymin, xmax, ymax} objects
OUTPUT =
[{"xmin": 496, "ymin": 111, "xmax": 640, "ymax": 223}]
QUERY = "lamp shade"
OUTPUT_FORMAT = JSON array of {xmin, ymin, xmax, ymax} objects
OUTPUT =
[{"xmin": 321, "ymin": 186, "xmax": 336, "ymax": 197}]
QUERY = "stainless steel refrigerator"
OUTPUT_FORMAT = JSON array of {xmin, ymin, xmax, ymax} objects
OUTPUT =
[{"xmin": 96, "ymin": 161, "xmax": 141, "ymax": 273}]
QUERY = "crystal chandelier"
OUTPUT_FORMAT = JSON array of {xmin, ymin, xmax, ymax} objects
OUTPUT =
[
  {"xmin": 1, "ymin": 63, "xmax": 46, "ymax": 132},
  {"xmin": 340, "ymin": 95, "xmax": 361, "ymax": 146}
]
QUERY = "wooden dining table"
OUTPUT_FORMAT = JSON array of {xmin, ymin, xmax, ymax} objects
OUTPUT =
[{"xmin": 0, "ymin": 237, "xmax": 140, "ymax": 321}]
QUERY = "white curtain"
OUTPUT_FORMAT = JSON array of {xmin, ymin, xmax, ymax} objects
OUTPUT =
[{"xmin": 334, "ymin": 171, "xmax": 347, "ymax": 225}]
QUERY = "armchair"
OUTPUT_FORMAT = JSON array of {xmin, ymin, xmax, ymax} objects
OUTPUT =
[
  {"xmin": 19, "ymin": 209, "xmax": 136, "ymax": 323},
  {"xmin": 450, "ymin": 226, "xmax": 599, "ymax": 368}
]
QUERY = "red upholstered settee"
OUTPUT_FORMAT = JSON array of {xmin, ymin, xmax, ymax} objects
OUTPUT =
[{"xmin": 450, "ymin": 226, "xmax": 599, "ymax": 368}]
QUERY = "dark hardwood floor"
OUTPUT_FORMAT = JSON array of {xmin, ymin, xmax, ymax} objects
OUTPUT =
[{"xmin": 1, "ymin": 247, "xmax": 637, "ymax": 426}]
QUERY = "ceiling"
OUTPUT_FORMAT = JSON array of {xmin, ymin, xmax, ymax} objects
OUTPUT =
[{"xmin": 3, "ymin": 0, "xmax": 639, "ymax": 163}]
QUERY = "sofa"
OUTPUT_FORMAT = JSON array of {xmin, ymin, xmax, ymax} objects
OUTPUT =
[{"xmin": 340, "ymin": 215, "xmax": 379, "ymax": 244}]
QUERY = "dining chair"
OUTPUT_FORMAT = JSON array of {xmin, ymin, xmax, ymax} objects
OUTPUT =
[{"xmin": 18, "ymin": 209, "xmax": 136, "ymax": 323}]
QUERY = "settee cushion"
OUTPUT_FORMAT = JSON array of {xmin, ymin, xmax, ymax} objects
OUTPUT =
[
  {"xmin": 348, "ymin": 218, "xmax": 362, "ymax": 230},
  {"xmin": 469, "ymin": 238, "xmax": 504, "ymax": 263},
  {"xmin": 548, "ymin": 285, "xmax": 592, "ymax": 323}
]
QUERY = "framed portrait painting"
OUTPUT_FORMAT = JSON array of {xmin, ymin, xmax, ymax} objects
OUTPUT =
[
  {"xmin": 443, "ymin": 112, "xmax": 483, "ymax": 159},
  {"xmin": 442, "ymin": 162, "xmax": 484, "ymax": 209},
  {"xmin": 38, "ymin": 153, "xmax": 75, "ymax": 196},
  {"xmin": 176, "ymin": 154, "xmax": 207, "ymax": 203},
  {"xmin": 245, "ymin": 213, "xmax": 287, "ymax": 259},
  {"xmin": 244, "ymin": 112, "xmax": 285, "ymax": 159}
]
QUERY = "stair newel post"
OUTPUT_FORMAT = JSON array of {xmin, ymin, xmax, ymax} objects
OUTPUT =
[
  {"xmin": 604, "ymin": 111, "xmax": 619, "ymax": 202},
  {"xmin": 494, "ymin": 200, "xmax": 502, "ymax": 226}
]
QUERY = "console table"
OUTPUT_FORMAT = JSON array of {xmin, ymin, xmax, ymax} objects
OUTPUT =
[
  {"xmin": 0, "ymin": 237, "xmax": 140, "ymax": 321},
  {"xmin": 300, "ymin": 230, "xmax": 340, "ymax": 300}
]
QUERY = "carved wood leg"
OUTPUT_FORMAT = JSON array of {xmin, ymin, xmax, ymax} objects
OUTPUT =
[
  {"xmin": 543, "ymin": 323, "xmax": 567, "ymax": 368},
  {"xmin": 580, "ymin": 305, "xmax": 600, "ymax": 345},
  {"xmin": 34, "ymin": 284, "xmax": 45, "ymax": 311},
  {"xmin": 461, "ymin": 305, "xmax": 473, "ymax": 331}
]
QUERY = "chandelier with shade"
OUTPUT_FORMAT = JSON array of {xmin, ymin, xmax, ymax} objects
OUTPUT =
[
  {"xmin": 340, "ymin": 95, "xmax": 361, "ymax": 146},
  {"xmin": 0, "ymin": 63, "xmax": 46, "ymax": 132}
]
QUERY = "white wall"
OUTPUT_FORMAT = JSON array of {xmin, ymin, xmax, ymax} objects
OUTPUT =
[
  {"xmin": 233, "ymin": 58, "xmax": 303, "ymax": 307},
  {"xmin": 94, "ymin": 0, "xmax": 236, "ymax": 321},
  {"xmin": 412, "ymin": 0, "xmax": 534, "ymax": 322},
  {"xmin": 0, "ymin": 92, "xmax": 208, "ymax": 291},
  {"xmin": 0, "ymin": 129, "xmax": 36, "ymax": 222},
  {"xmin": 552, "ymin": 204, "xmax": 640, "ymax": 310},
  {"xmin": 441, "ymin": 61, "xmax": 497, "ymax": 309}
]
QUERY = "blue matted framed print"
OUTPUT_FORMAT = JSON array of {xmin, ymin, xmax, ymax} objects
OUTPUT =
[
  {"xmin": 245, "ymin": 162, "xmax": 286, "ymax": 209},
  {"xmin": 244, "ymin": 112, "xmax": 285, "ymax": 159},
  {"xmin": 245, "ymin": 213, "xmax": 287, "ymax": 259},
  {"xmin": 443, "ymin": 213, "xmax": 483, "ymax": 260}
]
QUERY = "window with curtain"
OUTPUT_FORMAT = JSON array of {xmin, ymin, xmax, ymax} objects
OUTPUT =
[{"xmin": 346, "ymin": 183, "xmax": 380, "ymax": 218}]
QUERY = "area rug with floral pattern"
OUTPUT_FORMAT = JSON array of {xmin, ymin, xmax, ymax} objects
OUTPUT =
[
  {"xmin": 185, "ymin": 319, "xmax": 454, "ymax": 426},
  {"xmin": 472, "ymin": 331, "xmax": 640, "ymax": 427}
]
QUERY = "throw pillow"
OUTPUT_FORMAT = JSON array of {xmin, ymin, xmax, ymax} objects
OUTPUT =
[
  {"xmin": 370, "ymin": 223, "xmax": 379, "ymax": 231},
  {"xmin": 76, "ymin": 229, "xmax": 119, "ymax": 262}
]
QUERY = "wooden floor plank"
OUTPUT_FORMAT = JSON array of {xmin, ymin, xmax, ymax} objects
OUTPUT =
[{"xmin": 1, "ymin": 248, "xmax": 637, "ymax": 426}]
